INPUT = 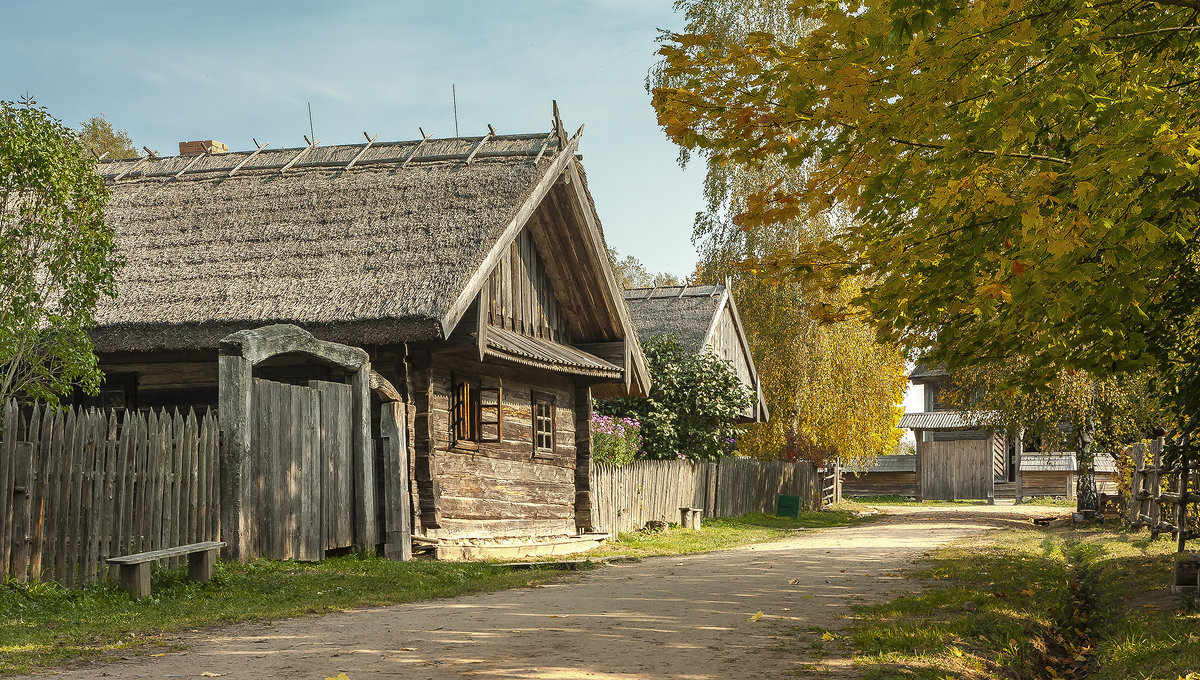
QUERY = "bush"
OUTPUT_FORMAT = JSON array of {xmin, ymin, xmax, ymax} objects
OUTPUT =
[{"xmin": 592, "ymin": 413, "xmax": 642, "ymax": 466}]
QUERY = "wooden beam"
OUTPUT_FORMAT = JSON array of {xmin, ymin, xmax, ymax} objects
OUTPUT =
[
  {"xmin": 111, "ymin": 157, "xmax": 148, "ymax": 182},
  {"xmin": 279, "ymin": 138, "xmax": 320, "ymax": 175},
  {"xmin": 401, "ymin": 131, "xmax": 433, "ymax": 169},
  {"xmin": 226, "ymin": 140, "xmax": 270, "ymax": 178},
  {"xmin": 170, "ymin": 151, "xmax": 207, "ymax": 181},
  {"xmin": 464, "ymin": 131, "xmax": 493, "ymax": 165},
  {"xmin": 345, "ymin": 132, "xmax": 378, "ymax": 171},
  {"xmin": 532, "ymin": 130, "xmax": 555, "ymax": 165}
]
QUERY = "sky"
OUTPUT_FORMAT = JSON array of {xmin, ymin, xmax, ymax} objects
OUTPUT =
[
  {"xmin": 4, "ymin": 1, "xmax": 922, "ymax": 429},
  {"xmin": 2, "ymin": 0, "xmax": 705, "ymax": 279}
]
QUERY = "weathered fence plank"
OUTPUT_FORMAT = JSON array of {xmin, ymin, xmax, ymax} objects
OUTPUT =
[
  {"xmin": 0, "ymin": 402, "xmax": 221, "ymax": 585},
  {"xmin": 590, "ymin": 457, "xmax": 822, "ymax": 536}
]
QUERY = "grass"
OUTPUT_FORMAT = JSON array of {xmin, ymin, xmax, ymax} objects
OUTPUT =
[
  {"xmin": 842, "ymin": 522, "xmax": 1200, "ymax": 680},
  {"xmin": 0, "ymin": 554, "xmax": 561, "ymax": 676},
  {"xmin": 584, "ymin": 509, "xmax": 869, "ymax": 559}
]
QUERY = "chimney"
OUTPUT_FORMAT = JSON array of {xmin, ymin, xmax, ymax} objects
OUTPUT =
[{"xmin": 178, "ymin": 140, "xmax": 229, "ymax": 156}]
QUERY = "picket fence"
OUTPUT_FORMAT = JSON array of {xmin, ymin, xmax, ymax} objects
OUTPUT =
[
  {"xmin": 590, "ymin": 457, "xmax": 822, "ymax": 536},
  {"xmin": 0, "ymin": 402, "xmax": 220, "ymax": 585}
]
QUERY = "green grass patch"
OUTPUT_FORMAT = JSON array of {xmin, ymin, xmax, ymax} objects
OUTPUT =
[
  {"xmin": 844, "ymin": 523, "xmax": 1199, "ymax": 680},
  {"xmin": 585, "ymin": 510, "xmax": 868, "ymax": 559},
  {"xmin": 1019, "ymin": 496, "xmax": 1077, "ymax": 507},
  {"xmin": 0, "ymin": 554, "xmax": 561, "ymax": 676}
]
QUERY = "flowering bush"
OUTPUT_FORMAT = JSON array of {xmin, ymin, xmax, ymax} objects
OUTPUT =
[{"xmin": 592, "ymin": 413, "xmax": 642, "ymax": 467}]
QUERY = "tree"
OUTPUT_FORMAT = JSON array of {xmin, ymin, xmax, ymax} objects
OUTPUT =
[
  {"xmin": 0, "ymin": 99, "xmax": 121, "ymax": 407},
  {"xmin": 607, "ymin": 247, "xmax": 682, "ymax": 289},
  {"xmin": 78, "ymin": 114, "xmax": 137, "ymax": 160},
  {"xmin": 653, "ymin": 1, "xmax": 1200, "ymax": 466},
  {"xmin": 596, "ymin": 335, "xmax": 750, "ymax": 461},
  {"xmin": 655, "ymin": 1, "xmax": 909, "ymax": 469}
]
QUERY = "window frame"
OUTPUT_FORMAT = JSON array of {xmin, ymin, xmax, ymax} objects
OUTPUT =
[
  {"xmin": 531, "ymin": 391, "xmax": 556, "ymax": 459},
  {"xmin": 451, "ymin": 375, "xmax": 503, "ymax": 446}
]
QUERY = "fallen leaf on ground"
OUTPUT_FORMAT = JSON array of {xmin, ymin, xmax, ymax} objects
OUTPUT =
[
  {"xmin": 748, "ymin": 611, "xmax": 763, "ymax": 622},
  {"xmin": 200, "ymin": 674, "xmax": 225, "ymax": 678},
  {"xmin": 821, "ymin": 632, "xmax": 836, "ymax": 641}
]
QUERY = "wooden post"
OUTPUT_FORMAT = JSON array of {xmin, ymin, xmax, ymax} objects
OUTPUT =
[
  {"xmin": 350, "ymin": 362, "xmax": 378, "ymax": 552},
  {"xmin": 1177, "ymin": 457, "xmax": 1190, "ymax": 554},
  {"xmin": 1014, "ymin": 431, "xmax": 1024, "ymax": 504},
  {"xmin": 119, "ymin": 562, "xmax": 151, "ymax": 599},
  {"xmin": 380, "ymin": 401, "xmax": 411, "ymax": 560},
  {"xmin": 218, "ymin": 349, "xmax": 253, "ymax": 562},
  {"xmin": 573, "ymin": 386, "xmax": 593, "ymax": 532},
  {"xmin": 188, "ymin": 547, "xmax": 218, "ymax": 581}
]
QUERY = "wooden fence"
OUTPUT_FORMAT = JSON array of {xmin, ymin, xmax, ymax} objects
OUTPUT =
[
  {"xmin": 0, "ymin": 402, "xmax": 220, "ymax": 585},
  {"xmin": 1128, "ymin": 437, "xmax": 1199, "ymax": 552},
  {"xmin": 590, "ymin": 457, "xmax": 822, "ymax": 536}
]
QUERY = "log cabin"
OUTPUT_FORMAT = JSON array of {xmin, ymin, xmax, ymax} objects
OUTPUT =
[
  {"xmin": 87, "ymin": 117, "xmax": 650, "ymax": 559},
  {"xmin": 622, "ymin": 282, "xmax": 768, "ymax": 423}
]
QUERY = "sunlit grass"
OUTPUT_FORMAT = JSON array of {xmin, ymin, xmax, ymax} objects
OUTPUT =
[{"xmin": 0, "ymin": 555, "xmax": 560, "ymax": 676}]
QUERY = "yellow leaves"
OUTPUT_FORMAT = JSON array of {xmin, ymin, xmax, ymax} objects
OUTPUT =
[
  {"xmin": 325, "ymin": 675, "xmax": 350, "ymax": 680},
  {"xmin": 1020, "ymin": 588, "xmax": 1036, "ymax": 597},
  {"xmin": 821, "ymin": 631, "xmax": 837, "ymax": 641},
  {"xmin": 748, "ymin": 611, "xmax": 764, "ymax": 622}
]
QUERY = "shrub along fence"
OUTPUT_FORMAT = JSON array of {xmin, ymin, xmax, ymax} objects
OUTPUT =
[
  {"xmin": 0, "ymin": 402, "xmax": 220, "ymax": 585},
  {"xmin": 590, "ymin": 457, "xmax": 822, "ymax": 536}
]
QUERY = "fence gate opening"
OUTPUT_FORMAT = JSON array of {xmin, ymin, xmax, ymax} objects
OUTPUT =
[{"xmin": 250, "ymin": 378, "xmax": 354, "ymax": 561}]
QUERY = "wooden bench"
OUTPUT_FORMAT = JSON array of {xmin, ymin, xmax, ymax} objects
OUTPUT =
[
  {"xmin": 106, "ymin": 541, "xmax": 226, "ymax": 598},
  {"xmin": 679, "ymin": 507, "xmax": 703, "ymax": 530}
]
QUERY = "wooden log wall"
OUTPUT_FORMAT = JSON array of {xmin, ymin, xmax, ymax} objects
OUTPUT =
[
  {"xmin": 0, "ymin": 401, "xmax": 220, "ymax": 585},
  {"xmin": 842, "ymin": 471, "xmax": 917, "ymax": 497},
  {"xmin": 422, "ymin": 354, "xmax": 579, "ymax": 540},
  {"xmin": 589, "ymin": 457, "xmax": 821, "ymax": 536}
]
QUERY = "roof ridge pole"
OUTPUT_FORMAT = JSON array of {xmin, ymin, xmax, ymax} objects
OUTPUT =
[
  {"xmin": 552, "ymin": 100, "xmax": 568, "ymax": 150},
  {"xmin": 344, "ymin": 132, "xmax": 379, "ymax": 171},
  {"xmin": 676, "ymin": 283, "xmax": 689, "ymax": 298},
  {"xmin": 464, "ymin": 127, "xmax": 494, "ymax": 165},
  {"xmin": 531, "ymin": 129, "xmax": 555, "ymax": 165},
  {"xmin": 279, "ymin": 136, "xmax": 321, "ymax": 175},
  {"xmin": 110, "ymin": 157, "xmax": 148, "ymax": 182},
  {"xmin": 226, "ymin": 140, "xmax": 270, "ymax": 178},
  {"xmin": 169, "ymin": 150, "xmax": 208, "ymax": 182},
  {"xmin": 400, "ymin": 129, "xmax": 433, "ymax": 169}
]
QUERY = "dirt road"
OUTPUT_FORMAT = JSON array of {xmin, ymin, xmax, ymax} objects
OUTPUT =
[{"xmin": 26, "ymin": 505, "xmax": 1055, "ymax": 680}]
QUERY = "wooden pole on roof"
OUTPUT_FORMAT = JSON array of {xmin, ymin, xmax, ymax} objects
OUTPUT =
[
  {"xmin": 401, "ymin": 129, "xmax": 433, "ymax": 169},
  {"xmin": 344, "ymin": 132, "xmax": 379, "ymax": 171},
  {"xmin": 552, "ymin": 100, "xmax": 568, "ymax": 150},
  {"xmin": 532, "ymin": 129, "xmax": 555, "ymax": 165},
  {"xmin": 226, "ymin": 140, "xmax": 270, "ymax": 178},
  {"xmin": 111, "ymin": 157, "xmax": 148, "ymax": 181},
  {"xmin": 280, "ymin": 136, "xmax": 320, "ymax": 174},
  {"xmin": 464, "ymin": 129, "xmax": 494, "ymax": 165}
]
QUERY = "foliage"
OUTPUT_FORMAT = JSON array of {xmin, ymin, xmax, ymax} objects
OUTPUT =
[
  {"xmin": 0, "ymin": 554, "xmax": 559, "ymax": 675},
  {"xmin": 606, "ymin": 246, "xmax": 681, "ymax": 289},
  {"xmin": 591, "ymin": 413, "xmax": 642, "ymax": 466},
  {"xmin": 77, "ymin": 114, "xmax": 137, "ymax": 160},
  {"xmin": 654, "ymin": 2, "xmax": 909, "ymax": 468},
  {"xmin": 652, "ymin": 0, "xmax": 1200, "ymax": 462},
  {"xmin": 597, "ymin": 334, "xmax": 749, "ymax": 461},
  {"xmin": 0, "ymin": 99, "xmax": 120, "ymax": 407}
]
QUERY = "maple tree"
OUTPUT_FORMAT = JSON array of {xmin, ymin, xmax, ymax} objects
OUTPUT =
[{"xmin": 654, "ymin": 0, "xmax": 1200, "ymax": 462}]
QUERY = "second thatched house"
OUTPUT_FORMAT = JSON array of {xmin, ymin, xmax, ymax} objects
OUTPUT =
[
  {"xmin": 622, "ymin": 282, "xmax": 768, "ymax": 423},
  {"xmin": 89, "ymin": 116, "xmax": 650, "ymax": 560}
]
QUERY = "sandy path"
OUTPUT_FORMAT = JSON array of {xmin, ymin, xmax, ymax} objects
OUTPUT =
[{"xmin": 26, "ymin": 505, "xmax": 1058, "ymax": 680}]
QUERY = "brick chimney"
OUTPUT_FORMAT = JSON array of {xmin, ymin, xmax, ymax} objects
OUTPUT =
[{"xmin": 178, "ymin": 140, "xmax": 229, "ymax": 156}]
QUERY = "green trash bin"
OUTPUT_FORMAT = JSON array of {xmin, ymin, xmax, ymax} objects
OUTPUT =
[{"xmin": 777, "ymin": 494, "xmax": 801, "ymax": 518}]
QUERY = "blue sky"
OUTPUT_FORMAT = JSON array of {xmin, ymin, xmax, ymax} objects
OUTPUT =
[{"xmin": 3, "ymin": 0, "xmax": 705, "ymax": 278}]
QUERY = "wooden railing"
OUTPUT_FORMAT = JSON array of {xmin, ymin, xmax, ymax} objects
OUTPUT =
[
  {"xmin": 1128, "ymin": 437, "xmax": 1199, "ymax": 552},
  {"xmin": 590, "ymin": 457, "xmax": 822, "ymax": 536},
  {"xmin": 0, "ymin": 402, "xmax": 220, "ymax": 585}
]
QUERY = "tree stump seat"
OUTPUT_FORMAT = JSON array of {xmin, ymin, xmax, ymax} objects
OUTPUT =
[{"xmin": 106, "ymin": 541, "xmax": 226, "ymax": 598}]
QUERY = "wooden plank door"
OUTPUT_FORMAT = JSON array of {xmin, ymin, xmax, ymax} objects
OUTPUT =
[
  {"xmin": 309, "ymin": 381, "xmax": 354, "ymax": 552},
  {"xmin": 251, "ymin": 379, "xmax": 321, "ymax": 561}
]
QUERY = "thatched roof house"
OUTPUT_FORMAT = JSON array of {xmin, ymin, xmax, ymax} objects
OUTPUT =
[
  {"xmin": 622, "ymin": 283, "xmax": 768, "ymax": 422},
  {"xmin": 91, "ymin": 118, "xmax": 650, "ymax": 558}
]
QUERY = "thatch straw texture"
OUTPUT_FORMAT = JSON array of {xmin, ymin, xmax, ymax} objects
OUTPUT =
[
  {"xmin": 93, "ymin": 135, "xmax": 564, "ymax": 352},
  {"xmin": 622, "ymin": 285, "xmax": 725, "ymax": 352}
]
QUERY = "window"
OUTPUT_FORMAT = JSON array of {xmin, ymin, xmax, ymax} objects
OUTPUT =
[
  {"xmin": 451, "ymin": 376, "xmax": 502, "ymax": 445},
  {"xmin": 532, "ymin": 392, "xmax": 555, "ymax": 457}
]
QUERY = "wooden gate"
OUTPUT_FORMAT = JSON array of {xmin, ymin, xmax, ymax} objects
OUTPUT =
[
  {"xmin": 918, "ymin": 439, "xmax": 993, "ymax": 500},
  {"xmin": 250, "ymin": 378, "xmax": 354, "ymax": 560}
]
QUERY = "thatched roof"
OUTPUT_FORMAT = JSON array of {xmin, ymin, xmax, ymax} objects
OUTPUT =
[
  {"xmin": 622, "ymin": 283, "xmax": 767, "ymax": 421},
  {"xmin": 93, "ymin": 133, "xmax": 567, "ymax": 351},
  {"xmin": 622, "ymin": 284, "xmax": 724, "ymax": 352}
]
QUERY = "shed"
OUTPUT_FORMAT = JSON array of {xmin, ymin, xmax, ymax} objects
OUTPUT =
[
  {"xmin": 622, "ymin": 282, "xmax": 768, "ymax": 422},
  {"xmin": 842, "ymin": 455, "xmax": 917, "ymax": 497},
  {"xmin": 1020, "ymin": 453, "xmax": 1119, "ymax": 498},
  {"xmin": 89, "ymin": 114, "xmax": 650, "ymax": 559}
]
